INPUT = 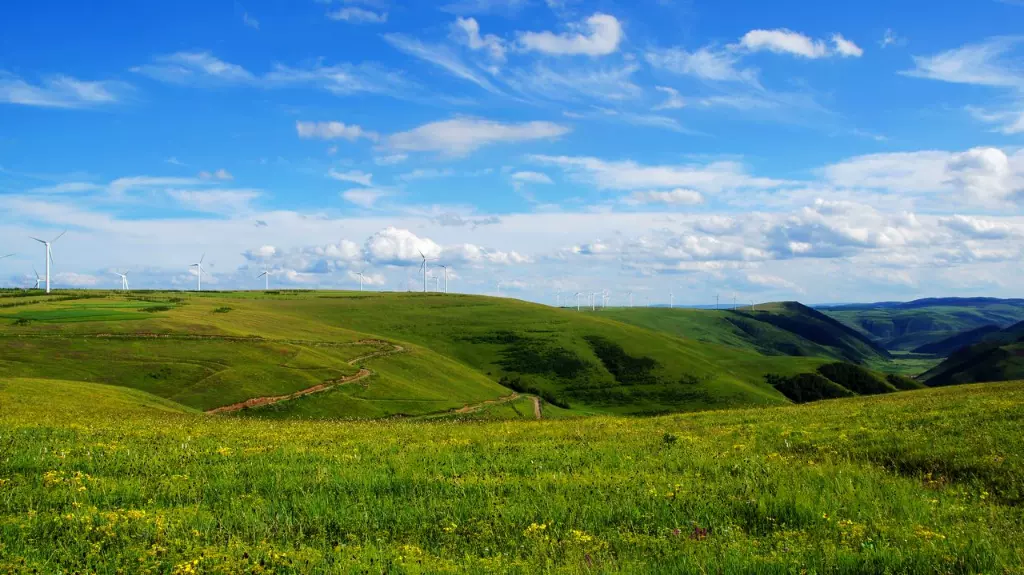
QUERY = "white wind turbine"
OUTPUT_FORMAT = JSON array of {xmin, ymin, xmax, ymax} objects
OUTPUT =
[
  {"xmin": 628, "ymin": 291, "xmax": 633, "ymax": 308},
  {"xmin": 435, "ymin": 264, "xmax": 450, "ymax": 294},
  {"xmin": 670, "ymin": 289, "xmax": 674, "ymax": 309},
  {"xmin": 355, "ymin": 270, "xmax": 365, "ymax": 291},
  {"xmin": 418, "ymin": 251, "xmax": 436, "ymax": 293},
  {"xmin": 30, "ymin": 230, "xmax": 65, "ymax": 294},
  {"xmin": 0, "ymin": 253, "xmax": 12, "ymax": 261},
  {"xmin": 190, "ymin": 254, "xmax": 207, "ymax": 291},
  {"xmin": 574, "ymin": 291, "xmax": 581, "ymax": 311},
  {"xmin": 32, "ymin": 267, "xmax": 42, "ymax": 290},
  {"xmin": 114, "ymin": 271, "xmax": 129, "ymax": 292},
  {"xmin": 257, "ymin": 266, "xmax": 273, "ymax": 290}
]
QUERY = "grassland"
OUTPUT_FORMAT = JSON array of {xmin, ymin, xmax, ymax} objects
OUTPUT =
[
  {"xmin": 0, "ymin": 290, "xmax": 857, "ymax": 418},
  {"xmin": 1, "ymin": 377, "xmax": 1022, "ymax": 573}
]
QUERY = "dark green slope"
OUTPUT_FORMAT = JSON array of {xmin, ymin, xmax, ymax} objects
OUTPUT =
[
  {"xmin": 912, "ymin": 324, "xmax": 1002, "ymax": 356},
  {"xmin": 822, "ymin": 298, "xmax": 1024, "ymax": 351},
  {"xmin": 923, "ymin": 321, "xmax": 1024, "ymax": 386},
  {"xmin": 605, "ymin": 302, "xmax": 890, "ymax": 365}
]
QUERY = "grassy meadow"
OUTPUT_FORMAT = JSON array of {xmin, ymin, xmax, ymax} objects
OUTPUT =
[{"xmin": 1, "ymin": 378, "xmax": 1022, "ymax": 573}]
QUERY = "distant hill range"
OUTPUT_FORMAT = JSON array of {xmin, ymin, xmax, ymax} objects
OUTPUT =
[
  {"xmin": 922, "ymin": 321, "xmax": 1024, "ymax": 386},
  {"xmin": 819, "ymin": 298, "xmax": 1024, "ymax": 352}
]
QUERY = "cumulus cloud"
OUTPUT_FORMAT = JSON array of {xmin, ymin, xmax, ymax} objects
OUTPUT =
[
  {"xmin": 53, "ymin": 272, "xmax": 100, "ymax": 287},
  {"xmin": 832, "ymin": 34, "xmax": 864, "ymax": 57},
  {"xmin": 388, "ymin": 118, "xmax": 570, "ymax": 156},
  {"xmin": 518, "ymin": 13, "xmax": 623, "ymax": 57},
  {"xmin": 364, "ymin": 227, "xmax": 442, "ymax": 264},
  {"xmin": 348, "ymin": 269, "xmax": 386, "ymax": 286},
  {"xmin": 739, "ymin": 29, "xmax": 830, "ymax": 58},
  {"xmin": 938, "ymin": 215, "xmax": 1016, "ymax": 239},
  {"xmin": 746, "ymin": 273, "xmax": 804, "ymax": 293},
  {"xmin": 452, "ymin": 17, "xmax": 506, "ymax": 61},
  {"xmin": 444, "ymin": 243, "xmax": 532, "ymax": 265},
  {"xmin": 296, "ymin": 121, "xmax": 379, "ymax": 141}
]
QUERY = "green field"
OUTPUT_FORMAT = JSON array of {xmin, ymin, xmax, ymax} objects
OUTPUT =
[{"xmin": 2, "ymin": 377, "xmax": 1022, "ymax": 573}]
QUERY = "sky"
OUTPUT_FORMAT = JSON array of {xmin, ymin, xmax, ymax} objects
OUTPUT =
[{"xmin": 1, "ymin": 0, "xmax": 1023, "ymax": 305}]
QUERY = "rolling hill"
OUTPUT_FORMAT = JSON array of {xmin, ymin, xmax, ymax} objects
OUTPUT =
[
  {"xmin": 821, "ymin": 297, "xmax": 1024, "ymax": 351},
  {"xmin": 912, "ymin": 324, "xmax": 1003, "ymax": 356},
  {"xmin": 922, "ymin": 321, "xmax": 1024, "ymax": 386},
  {"xmin": 0, "ymin": 290, "xmax": 927, "ymax": 420}
]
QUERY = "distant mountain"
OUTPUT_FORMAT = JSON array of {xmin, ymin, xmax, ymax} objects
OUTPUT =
[
  {"xmin": 820, "ymin": 298, "xmax": 1024, "ymax": 352},
  {"xmin": 923, "ymin": 321, "xmax": 1024, "ymax": 386}
]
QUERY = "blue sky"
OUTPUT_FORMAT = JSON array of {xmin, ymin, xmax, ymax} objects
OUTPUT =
[{"xmin": 1, "ymin": 0, "xmax": 1023, "ymax": 304}]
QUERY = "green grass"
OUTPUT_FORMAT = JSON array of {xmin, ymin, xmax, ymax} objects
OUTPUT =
[{"xmin": 2, "ymin": 377, "xmax": 1022, "ymax": 573}]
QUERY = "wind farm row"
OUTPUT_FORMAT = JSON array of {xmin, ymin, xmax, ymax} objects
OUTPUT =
[{"xmin": 5, "ymin": 232, "xmax": 752, "ymax": 310}]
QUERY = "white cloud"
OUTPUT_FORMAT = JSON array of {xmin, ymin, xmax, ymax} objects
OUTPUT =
[
  {"xmin": 108, "ymin": 176, "xmax": 205, "ymax": 196},
  {"xmin": 165, "ymin": 157, "xmax": 186, "ymax": 166},
  {"xmin": 645, "ymin": 46, "xmax": 756, "ymax": 83},
  {"xmin": 388, "ymin": 118, "xmax": 570, "ymax": 156},
  {"xmin": 880, "ymin": 29, "xmax": 905, "ymax": 49},
  {"xmin": 328, "ymin": 7, "xmax": 388, "ymax": 24},
  {"xmin": 132, "ymin": 52, "xmax": 255, "ymax": 84},
  {"xmin": 903, "ymin": 37, "xmax": 1024, "ymax": 88},
  {"xmin": 54, "ymin": 272, "xmax": 100, "ymax": 287},
  {"xmin": 400, "ymin": 168, "xmax": 456, "ymax": 181},
  {"xmin": 938, "ymin": 215, "xmax": 1016, "ymax": 239},
  {"xmin": 625, "ymin": 189, "xmax": 704, "ymax": 205},
  {"xmin": 531, "ymin": 155, "xmax": 787, "ymax": 192},
  {"xmin": 511, "ymin": 171, "xmax": 553, "ymax": 184},
  {"xmin": 739, "ymin": 29, "xmax": 829, "ymax": 59},
  {"xmin": 296, "ymin": 121, "xmax": 379, "ymax": 141},
  {"xmin": 518, "ymin": 13, "xmax": 623, "ymax": 57},
  {"xmin": 0, "ymin": 73, "xmax": 124, "ymax": 108},
  {"xmin": 384, "ymin": 34, "xmax": 501, "ymax": 93},
  {"xmin": 364, "ymin": 227, "xmax": 442, "ymax": 264},
  {"xmin": 328, "ymin": 169, "xmax": 374, "ymax": 186},
  {"xmin": 507, "ymin": 63, "xmax": 643, "ymax": 103},
  {"xmin": 452, "ymin": 17, "xmax": 506, "ymax": 61},
  {"xmin": 166, "ymin": 189, "xmax": 260, "ymax": 214},
  {"xmin": 653, "ymin": 86, "xmax": 685, "ymax": 110},
  {"xmin": 348, "ymin": 269, "xmax": 386, "ymax": 286},
  {"xmin": 832, "ymin": 34, "xmax": 864, "ymax": 58},
  {"xmin": 746, "ymin": 273, "xmax": 804, "ymax": 293},
  {"xmin": 341, "ymin": 188, "xmax": 389, "ymax": 208},
  {"xmin": 243, "ymin": 12, "xmax": 260, "ymax": 30},
  {"xmin": 374, "ymin": 153, "xmax": 408, "ymax": 166},
  {"xmin": 441, "ymin": 0, "xmax": 529, "ymax": 15},
  {"xmin": 445, "ymin": 243, "xmax": 532, "ymax": 265},
  {"xmin": 198, "ymin": 169, "xmax": 233, "ymax": 181},
  {"xmin": 967, "ymin": 105, "xmax": 1024, "ymax": 135},
  {"xmin": 27, "ymin": 182, "xmax": 104, "ymax": 194}
]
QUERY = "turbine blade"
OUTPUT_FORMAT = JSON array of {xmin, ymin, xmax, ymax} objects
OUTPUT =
[
  {"xmin": 51, "ymin": 229, "xmax": 67, "ymax": 243},
  {"xmin": 0, "ymin": 253, "xmax": 12, "ymax": 259},
  {"xmin": 200, "ymin": 253, "xmax": 205, "ymax": 264},
  {"xmin": 30, "ymin": 237, "xmax": 46, "ymax": 244}
]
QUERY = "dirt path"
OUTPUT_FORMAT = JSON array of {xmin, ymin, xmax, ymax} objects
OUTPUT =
[
  {"xmin": 453, "ymin": 393, "xmax": 543, "ymax": 420},
  {"xmin": 205, "ymin": 341, "xmax": 404, "ymax": 415}
]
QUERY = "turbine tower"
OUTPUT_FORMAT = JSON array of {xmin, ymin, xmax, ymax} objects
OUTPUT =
[
  {"xmin": 30, "ymin": 230, "xmax": 66, "ymax": 294},
  {"xmin": 417, "ymin": 251, "xmax": 436, "ymax": 293},
  {"xmin": 574, "ymin": 291, "xmax": 581, "ymax": 311},
  {"xmin": 355, "ymin": 271, "xmax": 365, "ymax": 291},
  {"xmin": 436, "ymin": 264, "xmax": 450, "ymax": 294},
  {"xmin": 257, "ymin": 266, "xmax": 272, "ymax": 290},
  {"xmin": 114, "ymin": 271, "xmax": 129, "ymax": 292},
  {"xmin": 670, "ymin": 290, "xmax": 674, "ymax": 309},
  {"xmin": 32, "ymin": 268, "xmax": 42, "ymax": 290},
  {"xmin": 190, "ymin": 254, "xmax": 206, "ymax": 291},
  {"xmin": 628, "ymin": 291, "xmax": 633, "ymax": 308}
]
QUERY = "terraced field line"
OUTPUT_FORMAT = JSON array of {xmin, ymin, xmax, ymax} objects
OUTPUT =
[
  {"xmin": 532, "ymin": 396, "xmax": 542, "ymax": 419},
  {"xmin": 206, "ymin": 341, "xmax": 404, "ymax": 415}
]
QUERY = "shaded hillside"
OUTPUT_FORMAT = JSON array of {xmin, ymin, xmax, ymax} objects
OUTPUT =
[
  {"xmin": 923, "ymin": 321, "xmax": 1024, "ymax": 386},
  {"xmin": 603, "ymin": 301, "xmax": 890, "ymax": 365},
  {"xmin": 765, "ymin": 361, "xmax": 924, "ymax": 404},
  {"xmin": 821, "ymin": 298, "xmax": 1024, "ymax": 351},
  {"xmin": 912, "ymin": 324, "xmax": 1002, "ymax": 356}
]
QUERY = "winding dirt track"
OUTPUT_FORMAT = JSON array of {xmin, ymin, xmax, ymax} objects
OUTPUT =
[
  {"xmin": 454, "ymin": 393, "xmax": 543, "ymax": 420},
  {"xmin": 205, "ymin": 341, "xmax": 404, "ymax": 415}
]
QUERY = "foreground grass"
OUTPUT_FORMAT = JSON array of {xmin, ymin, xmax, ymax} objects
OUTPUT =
[{"xmin": 2, "ymin": 378, "xmax": 1022, "ymax": 573}]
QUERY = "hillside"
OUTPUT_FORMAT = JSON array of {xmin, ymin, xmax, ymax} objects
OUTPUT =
[
  {"xmin": 821, "ymin": 297, "xmax": 1024, "ymax": 351},
  {"xmin": 0, "ymin": 290, "xmax": 847, "ymax": 419},
  {"xmin": 912, "ymin": 324, "xmax": 1002, "ymax": 356},
  {"xmin": 2, "ymin": 377, "xmax": 1022, "ymax": 573},
  {"xmin": 923, "ymin": 321, "xmax": 1024, "ymax": 386},
  {"xmin": 604, "ymin": 302, "xmax": 890, "ymax": 365}
]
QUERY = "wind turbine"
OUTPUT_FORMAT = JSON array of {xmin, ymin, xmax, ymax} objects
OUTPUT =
[
  {"xmin": 497, "ymin": 279, "xmax": 504, "ymax": 296},
  {"xmin": 574, "ymin": 291, "xmax": 581, "ymax": 311},
  {"xmin": 628, "ymin": 291, "xmax": 633, "ymax": 308},
  {"xmin": 418, "ymin": 251, "xmax": 436, "ymax": 293},
  {"xmin": 355, "ymin": 270, "xmax": 365, "ymax": 292},
  {"xmin": 257, "ymin": 266, "xmax": 273, "ymax": 290},
  {"xmin": 190, "ymin": 254, "xmax": 206, "ymax": 291},
  {"xmin": 591, "ymin": 291, "xmax": 599, "ymax": 311},
  {"xmin": 114, "ymin": 271, "xmax": 129, "ymax": 292},
  {"xmin": 0, "ymin": 253, "xmax": 12, "ymax": 261},
  {"xmin": 670, "ymin": 290, "xmax": 674, "ymax": 309},
  {"xmin": 435, "ymin": 264, "xmax": 450, "ymax": 294},
  {"xmin": 32, "ymin": 268, "xmax": 42, "ymax": 290},
  {"xmin": 30, "ymin": 230, "xmax": 65, "ymax": 294}
]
